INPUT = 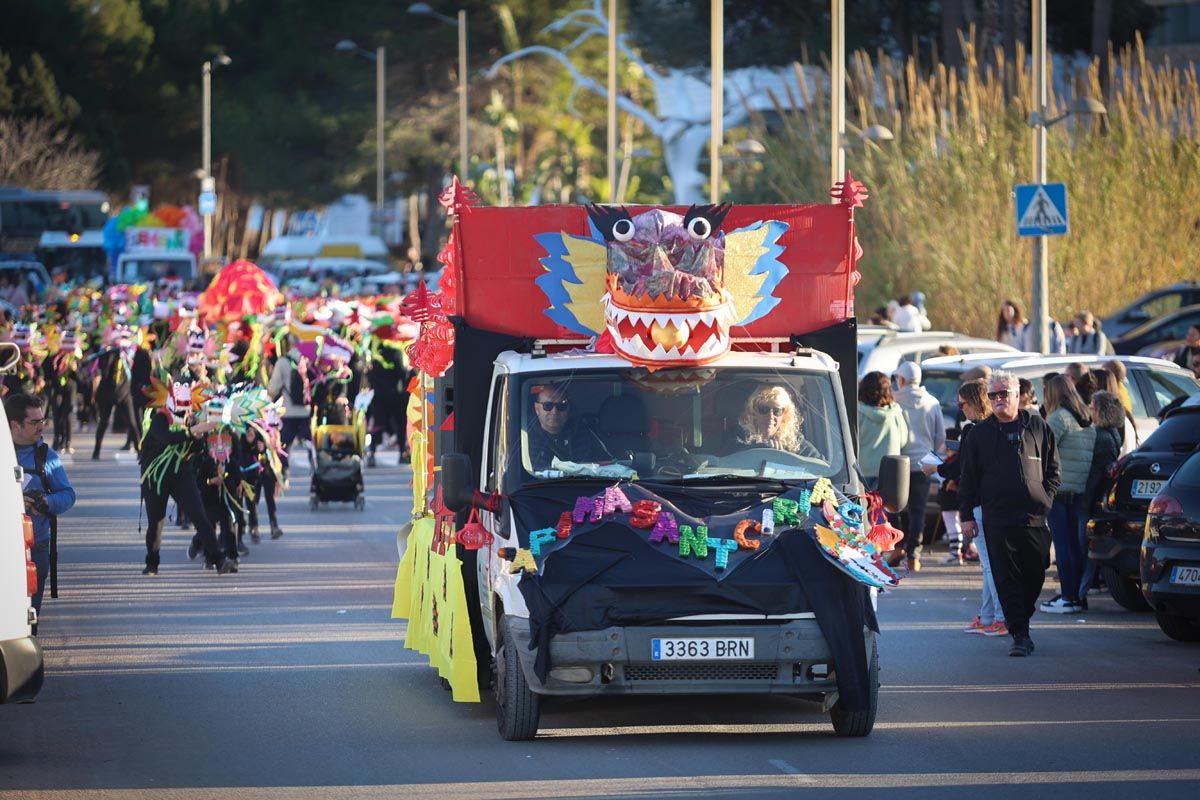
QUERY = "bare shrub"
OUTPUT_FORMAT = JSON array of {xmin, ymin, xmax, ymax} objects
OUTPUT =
[{"xmin": 0, "ymin": 116, "xmax": 102, "ymax": 190}]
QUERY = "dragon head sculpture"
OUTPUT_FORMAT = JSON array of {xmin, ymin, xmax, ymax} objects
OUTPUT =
[{"xmin": 536, "ymin": 204, "xmax": 789, "ymax": 368}]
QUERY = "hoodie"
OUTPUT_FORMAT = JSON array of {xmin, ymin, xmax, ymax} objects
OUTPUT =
[
  {"xmin": 856, "ymin": 402, "xmax": 910, "ymax": 479},
  {"xmin": 894, "ymin": 384, "xmax": 946, "ymax": 461}
]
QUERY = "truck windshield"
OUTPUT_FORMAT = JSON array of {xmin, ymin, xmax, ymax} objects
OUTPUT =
[
  {"xmin": 517, "ymin": 366, "xmax": 847, "ymax": 484},
  {"xmin": 117, "ymin": 258, "xmax": 192, "ymax": 283}
]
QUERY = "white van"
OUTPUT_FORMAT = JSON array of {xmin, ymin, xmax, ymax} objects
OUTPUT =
[{"xmin": 0, "ymin": 343, "xmax": 44, "ymax": 703}]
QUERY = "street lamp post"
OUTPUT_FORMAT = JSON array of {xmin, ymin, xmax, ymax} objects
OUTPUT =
[
  {"xmin": 336, "ymin": 40, "xmax": 387, "ymax": 238},
  {"xmin": 1028, "ymin": 0, "xmax": 1107, "ymax": 353},
  {"xmin": 409, "ymin": 4, "xmax": 469, "ymax": 183},
  {"xmin": 201, "ymin": 53, "xmax": 231, "ymax": 260}
]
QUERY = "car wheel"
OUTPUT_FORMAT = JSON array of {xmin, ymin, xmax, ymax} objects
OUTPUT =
[
  {"xmin": 1155, "ymin": 610, "xmax": 1200, "ymax": 642},
  {"xmin": 830, "ymin": 632, "xmax": 878, "ymax": 738},
  {"xmin": 1102, "ymin": 566, "xmax": 1150, "ymax": 612},
  {"xmin": 494, "ymin": 624, "xmax": 540, "ymax": 741}
]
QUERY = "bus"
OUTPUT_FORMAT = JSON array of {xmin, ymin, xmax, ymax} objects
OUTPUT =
[{"xmin": 0, "ymin": 187, "xmax": 111, "ymax": 283}]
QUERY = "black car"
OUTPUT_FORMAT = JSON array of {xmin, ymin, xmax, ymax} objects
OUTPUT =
[
  {"xmin": 1104, "ymin": 282, "xmax": 1200, "ymax": 340},
  {"xmin": 1113, "ymin": 305, "xmax": 1200, "ymax": 356},
  {"xmin": 1086, "ymin": 403, "xmax": 1200, "ymax": 610},
  {"xmin": 1140, "ymin": 449, "xmax": 1200, "ymax": 642}
]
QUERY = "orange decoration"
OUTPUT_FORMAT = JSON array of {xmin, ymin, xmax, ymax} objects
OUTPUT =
[{"xmin": 733, "ymin": 519, "xmax": 762, "ymax": 551}]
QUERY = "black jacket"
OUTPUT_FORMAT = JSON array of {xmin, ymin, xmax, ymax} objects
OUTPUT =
[{"xmin": 957, "ymin": 409, "xmax": 1061, "ymax": 528}]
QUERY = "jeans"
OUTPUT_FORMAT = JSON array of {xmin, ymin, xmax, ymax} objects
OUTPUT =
[
  {"xmin": 1047, "ymin": 495, "xmax": 1087, "ymax": 603},
  {"xmin": 31, "ymin": 541, "xmax": 50, "ymax": 634},
  {"xmin": 972, "ymin": 507, "xmax": 1004, "ymax": 624}
]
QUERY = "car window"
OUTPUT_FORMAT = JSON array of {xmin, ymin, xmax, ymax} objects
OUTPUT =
[
  {"xmin": 1127, "ymin": 373, "xmax": 1151, "ymax": 419},
  {"xmin": 1155, "ymin": 310, "xmax": 1200, "ymax": 342},
  {"xmin": 1144, "ymin": 369, "xmax": 1195, "ymax": 413},
  {"xmin": 1141, "ymin": 411, "xmax": 1200, "ymax": 452},
  {"xmin": 1138, "ymin": 292, "xmax": 1184, "ymax": 321},
  {"xmin": 1171, "ymin": 451, "xmax": 1200, "ymax": 488}
]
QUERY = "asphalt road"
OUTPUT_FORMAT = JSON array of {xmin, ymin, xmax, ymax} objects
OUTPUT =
[{"xmin": 2, "ymin": 435, "xmax": 1199, "ymax": 800}]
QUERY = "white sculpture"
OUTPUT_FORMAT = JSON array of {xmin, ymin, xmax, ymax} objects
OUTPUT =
[{"xmin": 486, "ymin": 0, "xmax": 818, "ymax": 204}]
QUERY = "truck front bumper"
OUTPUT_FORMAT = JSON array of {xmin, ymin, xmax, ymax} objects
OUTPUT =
[
  {"xmin": 505, "ymin": 616, "xmax": 847, "ymax": 698},
  {"xmin": 0, "ymin": 635, "xmax": 44, "ymax": 703}
]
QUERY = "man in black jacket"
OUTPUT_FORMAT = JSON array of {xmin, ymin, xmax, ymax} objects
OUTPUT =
[{"xmin": 958, "ymin": 370, "xmax": 1061, "ymax": 657}]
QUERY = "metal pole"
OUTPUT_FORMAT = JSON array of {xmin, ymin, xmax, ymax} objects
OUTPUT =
[
  {"xmin": 458, "ymin": 10, "xmax": 469, "ymax": 184},
  {"xmin": 202, "ymin": 61, "xmax": 212, "ymax": 260},
  {"xmin": 607, "ymin": 0, "xmax": 617, "ymax": 203},
  {"xmin": 377, "ymin": 46, "xmax": 386, "ymax": 240},
  {"xmin": 830, "ymin": 0, "xmax": 845, "ymax": 199},
  {"xmin": 710, "ymin": 0, "xmax": 723, "ymax": 204},
  {"xmin": 1031, "ymin": 0, "xmax": 1049, "ymax": 353}
]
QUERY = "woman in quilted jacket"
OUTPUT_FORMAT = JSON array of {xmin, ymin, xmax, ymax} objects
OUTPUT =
[{"xmin": 1041, "ymin": 375, "xmax": 1097, "ymax": 615}]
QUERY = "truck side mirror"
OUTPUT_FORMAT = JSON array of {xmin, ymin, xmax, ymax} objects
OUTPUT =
[
  {"xmin": 441, "ymin": 454, "xmax": 474, "ymax": 512},
  {"xmin": 878, "ymin": 455, "xmax": 910, "ymax": 514}
]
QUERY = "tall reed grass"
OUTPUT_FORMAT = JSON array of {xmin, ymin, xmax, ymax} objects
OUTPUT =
[{"xmin": 761, "ymin": 33, "xmax": 1200, "ymax": 337}]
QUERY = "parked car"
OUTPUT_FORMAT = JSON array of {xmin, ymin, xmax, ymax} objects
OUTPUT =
[
  {"xmin": 1103, "ymin": 282, "xmax": 1200, "ymax": 340},
  {"xmin": 0, "ymin": 342, "xmax": 45, "ymax": 703},
  {"xmin": 1113, "ymin": 305, "xmax": 1200, "ymax": 356},
  {"xmin": 0, "ymin": 260, "xmax": 51, "ymax": 297},
  {"xmin": 856, "ymin": 327, "xmax": 1018, "ymax": 379},
  {"xmin": 1139, "ymin": 448, "xmax": 1200, "ymax": 641},
  {"xmin": 919, "ymin": 353, "xmax": 1199, "ymax": 442},
  {"xmin": 1089, "ymin": 402, "xmax": 1200, "ymax": 611}
]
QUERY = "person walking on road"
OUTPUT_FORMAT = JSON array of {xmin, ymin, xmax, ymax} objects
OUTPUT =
[
  {"xmin": 957, "ymin": 370, "xmax": 1060, "ymax": 657},
  {"xmin": 6, "ymin": 393, "xmax": 76, "ymax": 635},
  {"xmin": 891, "ymin": 362, "xmax": 946, "ymax": 572},
  {"xmin": 1040, "ymin": 375, "xmax": 1096, "ymax": 615}
]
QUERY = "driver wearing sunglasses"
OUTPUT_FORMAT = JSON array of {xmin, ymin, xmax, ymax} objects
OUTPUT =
[
  {"xmin": 527, "ymin": 383, "xmax": 609, "ymax": 471},
  {"xmin": 737, "ymin": 385, "xmax": 821, "ymax": 458}
]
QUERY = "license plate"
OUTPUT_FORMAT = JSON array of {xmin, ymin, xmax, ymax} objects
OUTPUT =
[
  {"xmin": 651, "ymin": 638, "xmax": 754, "ymax": 661},
  {"xmin": 1132, "ymin": 479, "xmax": 1166, "ymax": 500},
  {"xmin": 1170, "ymin": 566, "xmax": 1200, "ymax": 586}
]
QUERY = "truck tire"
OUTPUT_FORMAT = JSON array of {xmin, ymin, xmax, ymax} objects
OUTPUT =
[
  {"xmin": 1155, "ymin": 611, "xmax": 1200, "ymax": 642},
  {"xmin": 495, "ymin": 627, "xmax": 540, "ymax": 741},
  {"xmin": 1102, "ymin": 566, "xmax": 1150, "ymax": 611},
  {"xmin": 829, "ymin": 633, "xmax": 878, "ymax": 738}
]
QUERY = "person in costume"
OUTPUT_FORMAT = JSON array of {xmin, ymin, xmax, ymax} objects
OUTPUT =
[
  {"xmin": 44, "ymin": 326, "xmax": 81, "ymax": 453},
  {"xmin": 91, "ymin": 323, "xmax": 140, "ymax": 460},
  {"xmin": 139, "ymin": 376, "xmax": 238, "ymax": 575},
  {"xmin": 240, "ymin": 405, "xmax": 285, "ymax": 541},
  {"xmin": 365, "ymin": 332, "xmax": 411, "ymax": 467}
]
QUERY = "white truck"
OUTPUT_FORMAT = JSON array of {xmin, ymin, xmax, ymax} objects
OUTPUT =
[
  {"xmin": 0, "ymin": 342, "xmax": 44, "ymax": 703},
  {"xmin": 415, "ymin": 198, "xmax": 908, "ymax": 740},
  {"xmin": 113, "ymin": 227, "xmax": 197, "ymax": 286}
]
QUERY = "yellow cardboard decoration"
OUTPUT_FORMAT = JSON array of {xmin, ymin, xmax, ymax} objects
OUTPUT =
[{"xmin": 508, "ymin": 548, "xmax": 539, "ymax": 574}]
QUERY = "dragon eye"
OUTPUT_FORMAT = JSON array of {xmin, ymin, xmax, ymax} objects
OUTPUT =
[
  {"xmin": 686, "ymin": 217, "xmax": 712, "ymax": 240},
  {"xmin": 682, "ymin": 203, "xmax": 731, "ymax": 241},
  {"xmin": 612, "ymin": 218, "xmax": 635, "ymax": 242}
]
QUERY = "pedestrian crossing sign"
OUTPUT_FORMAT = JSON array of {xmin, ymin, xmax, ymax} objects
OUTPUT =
[{"xmin": 1015, "ymin": 183, "xmax": 1068, "ymax": 237}]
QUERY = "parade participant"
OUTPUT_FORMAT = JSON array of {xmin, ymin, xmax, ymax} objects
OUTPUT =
[
  {"xmin": 44, "ymin": 326, "xmax": 81, "ymax": 453},
  {"xmin": 958, "ymin": 370, "xmax": 1060, "ymax": 657},
  {"xmin": 194, "ymin": 426, "xmax": 246, "ymax": 562},
  {"xmin": 91, "ymin": 324, "xmax": 139, "ymax": 459},
  {"xmin": 242, "ymin": 407, "xmax": 284, "ymax": 541},
  {"xmin": 139, "ymin": 377, "xmax": 237, "ymax": 575},
  {"xmin": 266, "ymin": 335, "xmax": 313, "ymax": 475},
  {"xmin": 365, "ymin": 331, "xmax": 410, "ymax": 467},
  {"xmin": 738, "ymin": 385, "xmax": 822, "ymax": 457},
  {"xmin": 6, "ymin": 393, "xmax": 76, "ymax": 635}
]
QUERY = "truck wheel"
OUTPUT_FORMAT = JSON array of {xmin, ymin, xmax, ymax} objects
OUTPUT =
[
  {"xmin": 829, "ymin": 633, "xmax": 878, "ymax": 738},
  {"xmin": 1102, "ymin": 566, "xmax": 1150, "ymax": 611},
  {"xmin": 495, "ymin": 627, "xmax": 540, "ymax": 741},
  {"xmin": 1155, "ymin": 610, "xmax": 1200, "ymax": 642}
]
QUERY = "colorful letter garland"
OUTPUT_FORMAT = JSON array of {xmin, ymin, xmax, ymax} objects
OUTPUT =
[{"xmin": 517, "ymin": 478, "xmax": 900, "ymax": 588}]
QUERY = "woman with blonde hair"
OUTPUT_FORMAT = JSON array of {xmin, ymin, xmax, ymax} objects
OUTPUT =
[
  {"xmin": 738, "ymin": 386, "xmax": 819, "ymax": 458},
  {"xmin": 1041, "ymin": 375, "xmax": 1096, "ymax": 615}
]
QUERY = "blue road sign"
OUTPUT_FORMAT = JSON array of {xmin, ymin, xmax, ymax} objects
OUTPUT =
[
  {"xmin": 1015, "ymin": 183, "xmax": 1068, "ymax": 237},
  {"xmin": 199, "ymin": 190, "xmax": 217, "ymax": 216}
]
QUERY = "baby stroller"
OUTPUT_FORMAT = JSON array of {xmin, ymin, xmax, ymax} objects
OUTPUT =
[{"xmin": 310, "ymin": 420, "xmax": 366, "ymax": 510}]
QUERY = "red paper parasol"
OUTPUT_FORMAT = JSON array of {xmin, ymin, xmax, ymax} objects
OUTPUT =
[{"xmin": 198, "ymin": 260, "xmax": 284, "ymax": 323}]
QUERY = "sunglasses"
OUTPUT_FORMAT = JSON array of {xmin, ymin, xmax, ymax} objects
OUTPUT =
[
  {"xmin": 755, "ymin": 404, "xmax": 787, "ymax": 416},
  {"xmin": 538, "ymin": 400, "xmax": 569, "ymax": 412},
  {"xmin": 987, "ymin": 391, "xmax": 1012, "ymax": 401}
]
